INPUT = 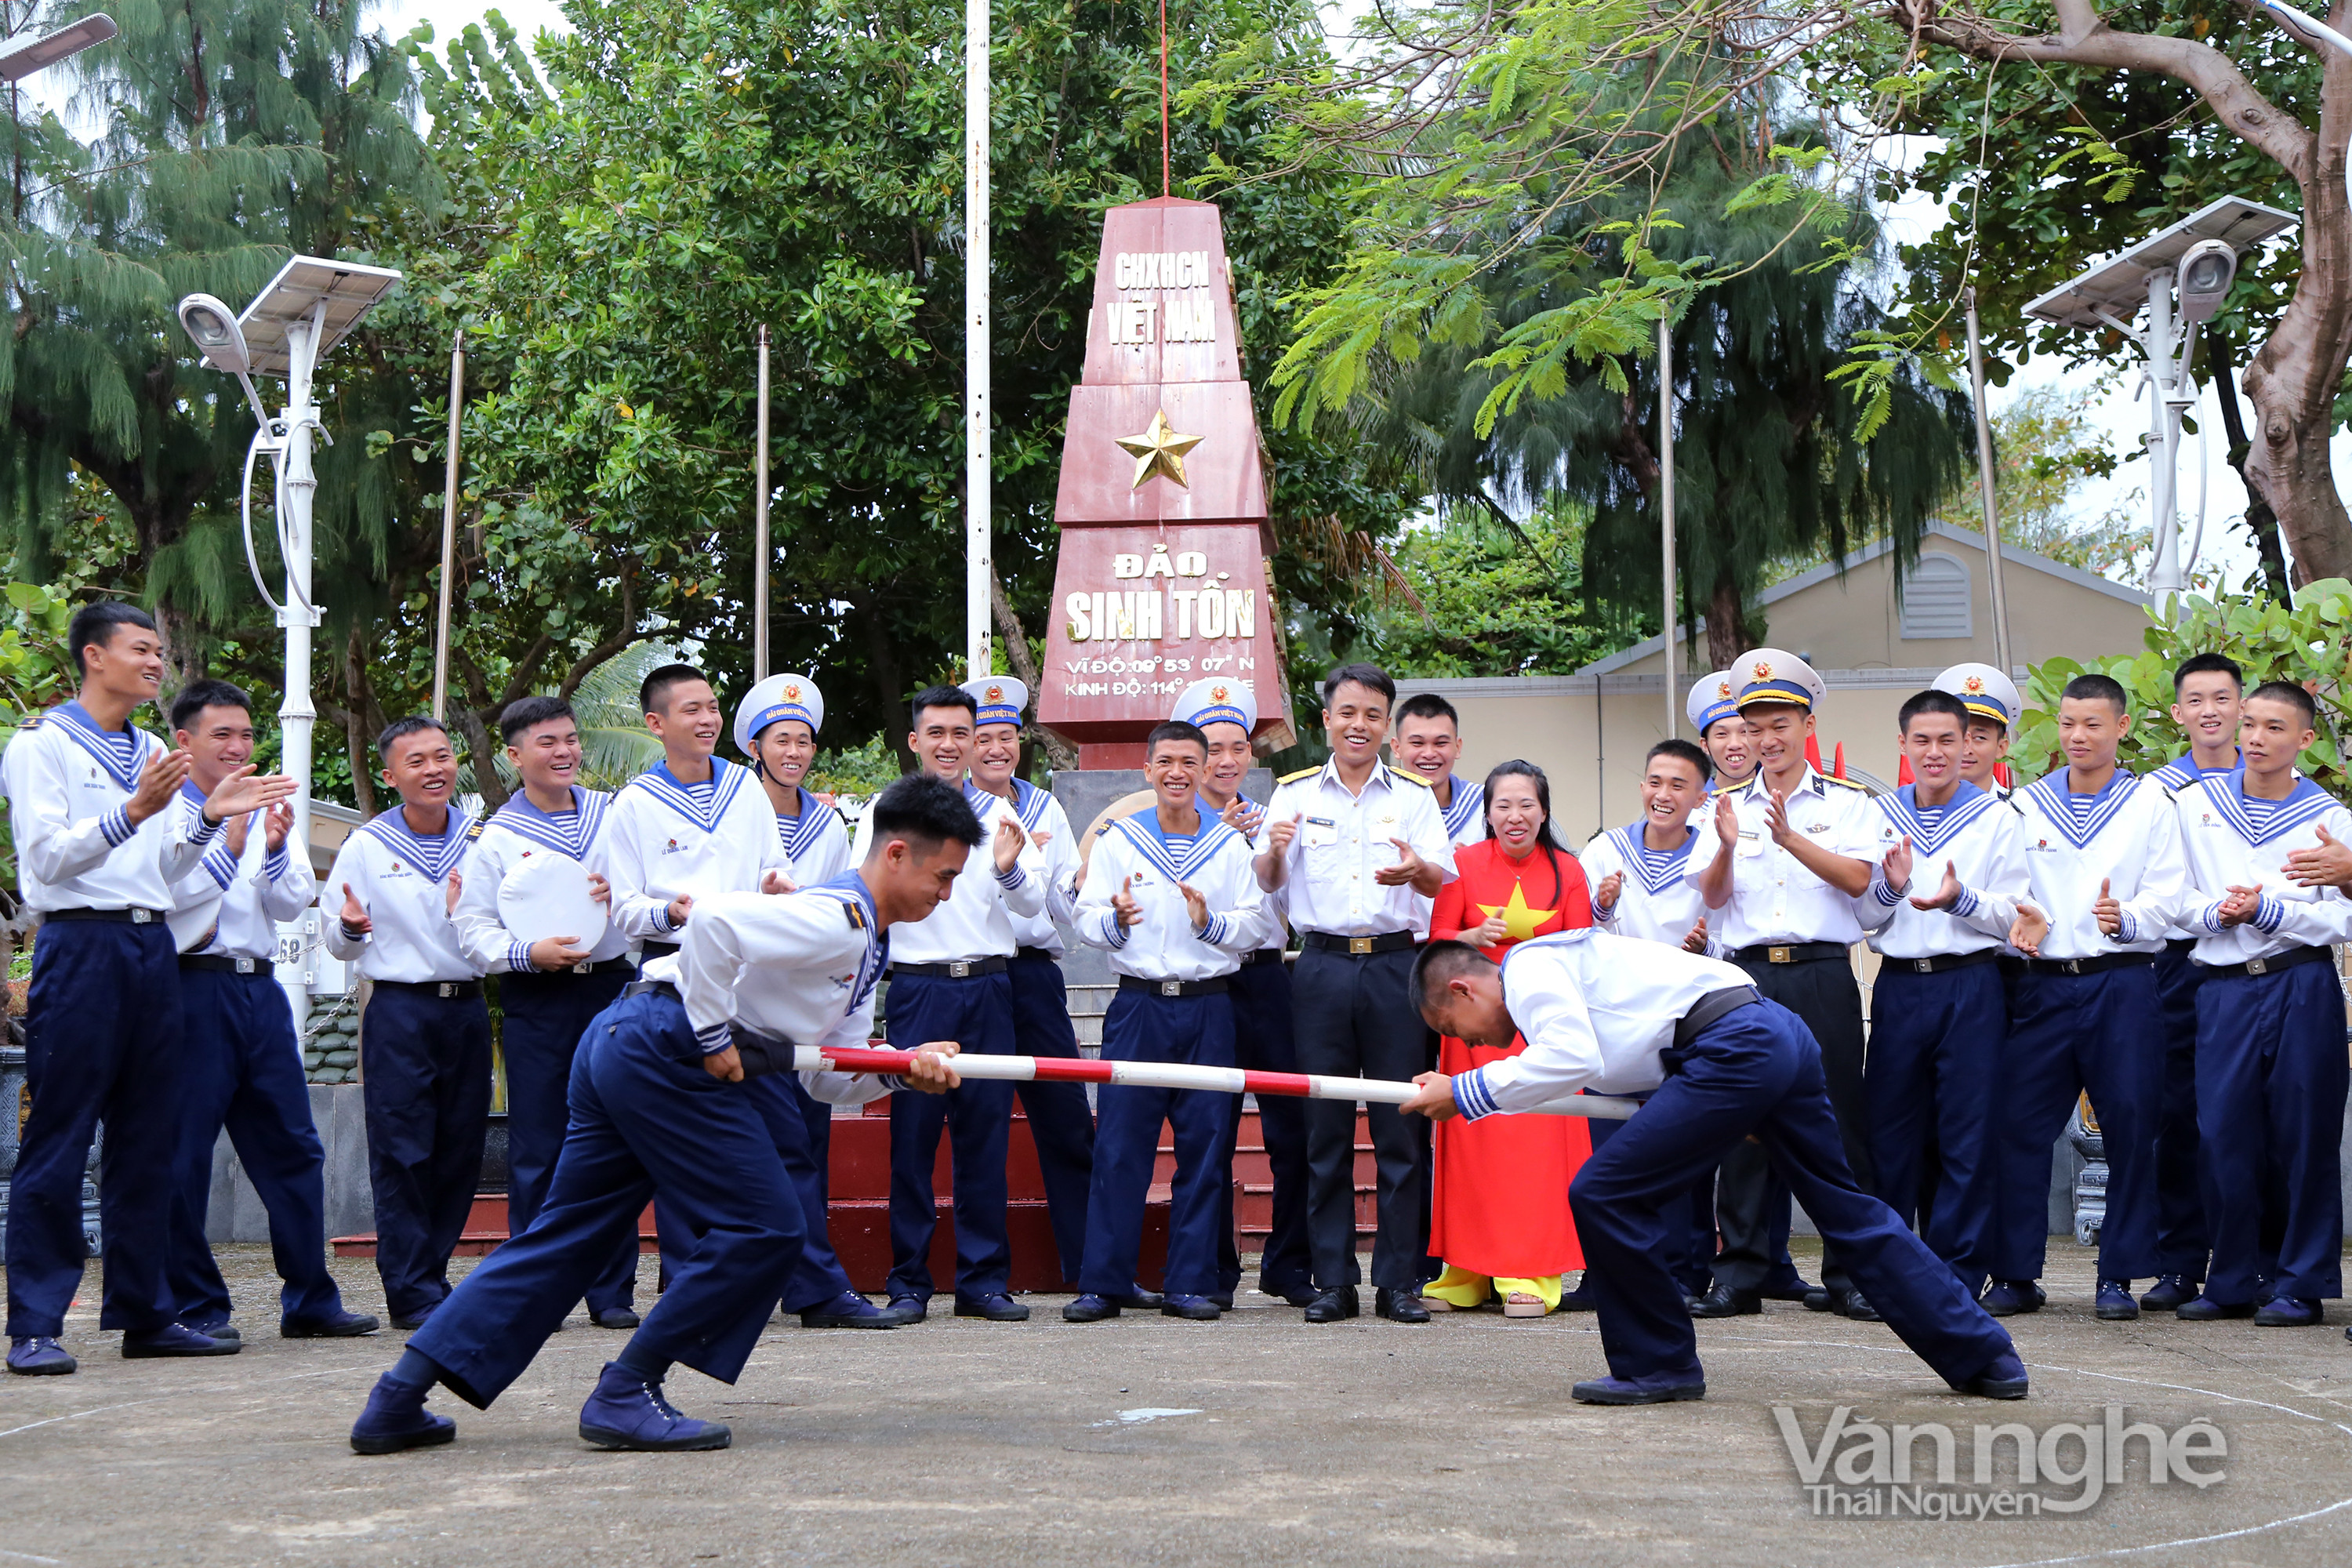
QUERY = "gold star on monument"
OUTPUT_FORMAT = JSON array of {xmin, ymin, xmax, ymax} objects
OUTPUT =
[
  {"xmin": 1115, "ymin": 408, "xmax": 1203, "ymax": 490},
  {"xmin": 1477, "ymin": 881, "xmax": 1559, "ymax": 944}
]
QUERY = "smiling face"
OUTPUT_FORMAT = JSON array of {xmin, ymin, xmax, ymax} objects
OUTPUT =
[
  {"xmin": 1200, "ymin": 720, "xmax": 1252, "ymax": 804},
  {"xmin": 1486, "ymin": 773, "xmax": 1547, "ymax": 858},
  {"xmin": 969, "ymin": 723, "xmax": 1022, "ymax": 790},
  {"xmin": 383, "ymin": 728, "xmax": 457, "ymax": 810},
  {"xmin": 1146, "ymin": 736, "xmax": 1205, "ymax": 811},
  {"xmin": 507, "ymin": 716, "xmax": 583, "ymax": 797},
  {"xmin": 754, "ymin": 718, "xmax": 817, "ymax": 790},
  {"xmin": 2172, "ymin": 671, "xmax": 2243, "ymax": 760},
  {"xmin": 175, "ymin": 703, "xmax": 256, "ymax": 793},
  {"xmin": 1322, "ymin": 681, "xmax": 1390, "ymax": 768},
  {"xmin": 2057, "ymin": 695, "xmax": 2130, "ymax": 773},
  {"xmin": 1744, "ymin": 704, "xmax": 1813, "ymax": 780},
  {"xmin": 1958, "ymin": 720, "xmax": 2009, "ymax": 789},
  {"xmin": 644, "ymin": 679, "xmax": 721, "ymax": 760},
  {"xmin": 2238, "ymin": 694, "xmax": 2314, "ymax": 778},
  {"xmin": 869, "ymin": 835, "xmax": 971, "ymax": 927},
  {"xmin": 909, "ymin": 703, "xmax": 975, "ymax": 783},
  {"xmin": 1901, "ymin": 709, "xmax": 1965, "ymax": 791},
  {"xmin": 1641, "ymin": 753, "xmax": 1707, "ymax": 832},
  {"xmin": 1703, "ymin": 717, "xmax": 1755, "ymax": 785},
  {"xmin": 82, "ymin": 622, "xmax": 166, "ymax": 709},
  {"xmin": 1394, "ymin": 710, "xmax": 1461, "ymax": 786}
]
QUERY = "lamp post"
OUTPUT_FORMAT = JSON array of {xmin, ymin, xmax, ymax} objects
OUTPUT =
[
  {"xmin": 0, "ymin": 12, "xmax": 114, "ymax": 78},
  {"xmin": 178, "ymin": 256, "xmax": 403, "ymax": 1027}
]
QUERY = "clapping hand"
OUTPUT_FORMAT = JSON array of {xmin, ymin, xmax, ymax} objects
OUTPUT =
[
  {"xmin": 1221, "ymin": 797, "xmax": 1265, "ymax": 837},
  {"xmin": 760, "ymin": 868, "xmax": 797, "ymax": 895},
  {"xmin": 201, "ymin": 764, "xmax": 297, "ymax": 826},
  {"xmin": 1910, "ymin": 860, "xmax": 1965, "ymax": 913},
  {"xmin": 2215, "ymin": 884, "xmax": 2263, "ymax": 927},
  {"xmin": 445, "ymin": 870, "xmax": 463, "ymax": 917},
  {"xmin": 1177, "ymin": 880, "xmax": 1210, "ymax": 933},
  {"xmin": 1594, "ymin": 870, "xmax": 1623, "ymax": 914},
  {"xmin": 1472, "ymin": 909, "xmax": 1510, "ymax": 948},
  {"xmin": 262, "ymin": 800, "xmax": 293, "ymax": 853},
  {"xmin": 2008, "ymin": 902, "xmax": 2049, "ymax": 956},
  {"xmin": 2284, "ymin": 822, "xmax": 2352, "ymax": 888},
  {"xmin": 338, "ymin": 882, "xmax": 372, "ymax": 936},
  {"xmin": 1111, "ymin": 873, "xmax": 1143, "ymax": 930},
  {"xmin": 125, "ymin": 747, "xmax": 193, "ymax": 826},
  {"xmin": 1714, "ymin": 796, "xmax": 1740, "ymax": 850},
  {"xmin": 1265, "ymin": 813, "xmax": 1302, "ymax": 856},
  {"xmin": 1682, "ymin": 916, "xmax": 1709, "ymax": 954},
  {"xmin": 2093, "ymin": 877, "xmax": 2123, "ymax": 938},
  {"xmin": 1879, "ymin": 834, "xmax": 1914, "ymax": 896},
  {"xmin": 992, "ymin": 815, "xmax": 1027, "ymax": 875},
  {"xmin": 1763, "ymin": 788, "xmax": 1797, "ymax": 847},
  {"xmin": 1374, "ymin": 837, "xmax": 1425, "ymax": 887}
]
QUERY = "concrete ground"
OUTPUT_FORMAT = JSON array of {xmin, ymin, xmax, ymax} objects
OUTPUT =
[{"xmin": 5, "ymin": 1242, "xmax": 2352, "ymax": 1567}]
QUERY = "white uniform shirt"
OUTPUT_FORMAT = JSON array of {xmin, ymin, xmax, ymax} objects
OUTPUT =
[
  {"xmin": 165, "ymin": 782, "xmax": 313, "ymax": 959},
  {"xmin": 452, "ymin": 787, "xmax": 631, "ymax": 973},
  {"xmin": 1685, "ymin": 766, "xmax": 1880, "ymax": 952},
  {"xmin": 1076, "ymin": 811, "xmax": 1265, "ymax": 982},
  {"xmin": 2011, "ymin": 767, "xmax": 2188, "ymax": 960},
  {"xmin": 1453, "ymin": 928, "xmax": 1755, "ymax": 1113},
  {"xmin": 1853, "ymin": 783, "xmax": 2028, "ymax": 960},
  {"xmin": 987, "ymin": 778, "xmax": 1080, "ymax": 958},
  {"xmin": 848, "ymin": 781, "xmax": 1045, "ymax": 964},
  {"xmin": 644, "ymin": 876, "xmax": 897, "ymax": 1107},
  {"xmin": 597, "ymin": 760, "xmax": 793, "ymax": 942},
  {"xmin": 2151, "ymin": 752, "xmax": 2238, "ymax": 941},
  {"xmin": 1261, "ymin": 759, "xmax": 1458, "ymax": 938},
  {"xmin": 2175, "ymin": 771, "xmax": 2352, "ymax": 963},
  {"xmin": 2, "ymin": 702, "xmax": 219, "ymax": 913},
  {"xmin": 1436, "ymin": 775, "xmax": 1486, "ymax": 849},
  {"xmin": 321, "ymin": 808, "xmax": 485, "ymax": 984},
  {"xmin": 1581, "ymin": 822, "xmax": 1709, "ymax": 949},
  {"xmin": 773, "ymin": 785, "xmax": 851, "ymax": 886}
]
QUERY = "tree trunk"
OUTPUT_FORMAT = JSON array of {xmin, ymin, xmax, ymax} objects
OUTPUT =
[
  {"xmin": 1704, "ymin": 575, "xmax": 1747, "ymax": 673},
  {"xmin": 2206, "ymin": 324, "xmax": 2294, "ymax": 600},
  {"xmin": 855, "ymin": 595, "xmax": 913, "ymax": 773},
  {"xmin": 343, "ymin": 622, "xmax": 378, "ymax": 819},
  {"xmin": 453, "ymin": 706, "xmax": 507, "ymax": 811},
  {"xmin": 990, "ymin": 564, "xmax": 1076, "ymax": 772}
]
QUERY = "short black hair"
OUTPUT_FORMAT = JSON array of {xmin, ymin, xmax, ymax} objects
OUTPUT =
[
  {"xmin": 1410, "ymin": 938, "xmax": 1497, "ymax": 1014},
  {"xmin": 500, "ymin": 694, "xmax": 576, "ymax": 744},
  {"xmin": 169, "ymin": 677, "xmax": 252, "ymax": 735},
  {"xmin": 1322, "ymin": 662, "xmax": 1396, "ymax": 707},
  {"xmin": 2245, "ymin": 679, "xmax": 2317, "ymax": 727},
  {"xmin": 1898, "ymin": 689, "xmax": 1972, "ymax": 735},
  {"xmin": 68, "ymin": 601, "xmax": 157, "ymax": 677},
  {"xmin": 865, "ymin": 773, "xmax": 984, "ymax": 850},
  {"xmin": 1395, "ymin": 692, "xmax": 1458, "ymax": 731},
  {"xmin": 1645, "ymin": 738, "xmax": 1711, "ymax": 783},
  {"xmin": 2172, "ymin": 652, "xmax": 2244, "ymax": 695},
  {"xmin": 1146, "ymin": 720, "xmax": 1208, "ymax": 759},
  {"xmin": 639, "ymin": 663, "xmax": 710, "ymax": 715},
  {"xmin": 909, "ymin": 684, "xmax": 978, "ymax": 724},
  {"xmin": 2060, "ymin": 673, "xmax": 2129, "ymax": 715},
  {"xmin": 376, "ymin": 715, "xmax": 450, "ymax": 762}
]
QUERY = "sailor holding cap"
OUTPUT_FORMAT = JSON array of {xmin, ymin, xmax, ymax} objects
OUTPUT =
[
  {"xmin": 1686, "ymin": 649, "xmax": 1881, "ymax": 1321},
  {"xmin": 1933, "ymin": 663, "xmax": 2020, "ymax": 797}
]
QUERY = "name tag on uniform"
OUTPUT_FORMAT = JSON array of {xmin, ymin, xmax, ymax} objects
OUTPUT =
[
  {"xmin": 1304, "ymin": 817, "xmax": 1338, "ymax": 848},
  {"xmin": 1737, "ymin": 830, "xmax": 1762, "ymax": 858}
]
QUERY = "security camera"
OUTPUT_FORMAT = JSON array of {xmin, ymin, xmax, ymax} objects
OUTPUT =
[{"xmin": 2176, "ymin": 240, "xmax": 2238, "ymax": 326}]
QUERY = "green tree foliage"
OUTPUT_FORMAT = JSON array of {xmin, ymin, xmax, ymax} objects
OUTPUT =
[{"xmin": 1364, "ymin": 500, "xmax": 1646, "ymax": 677}]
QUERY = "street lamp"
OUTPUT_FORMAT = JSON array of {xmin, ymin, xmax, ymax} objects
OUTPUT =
[
  {"xmin": 2024, "ymin": 194, "xmax": 2298, "ymax": 596},
  {"xmin": 178, "ymin": 255, "xmax": 402, "ymax": 1024},
  {"xmin": 0, "ymin": 13, "xmax": 114, "ymax": 79}
]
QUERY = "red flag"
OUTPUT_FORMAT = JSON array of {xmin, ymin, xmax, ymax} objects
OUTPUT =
[
  {"xmin": 1996, "ymin": 760, "xmax": 2012, "ymax": 788},
  {"xmin": 1833, "ymin": 742, "xmax": 1846, "ymax": 780},
  {"xmin": 1805, "ymin": 733, "xmax": 1824, "ymax": 772},
  {"xmin": 1897, "ymin": 755, "xmax": 1914, "ymax": 786}
]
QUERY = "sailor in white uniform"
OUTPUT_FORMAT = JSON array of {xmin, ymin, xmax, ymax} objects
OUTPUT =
[
  {"xmin": 1932, "ymin": 662, "xmax": 2020, "ymax": 796},
  {"xmin": 1394, "ymin": 691, "xmax": 1486, "ymax": 849},
  {"xmin": 739, "ymin": 673, "xmax": 851, "ymax": 884}
]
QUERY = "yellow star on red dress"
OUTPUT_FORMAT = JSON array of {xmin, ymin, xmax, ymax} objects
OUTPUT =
[
  {"xmin": 1477, "ymin": 880, "xmax": 1559, "ymax": 944},
  {"xmin": 1115, "ymin": 408, "xmax": 1203, "ymax": 489}
]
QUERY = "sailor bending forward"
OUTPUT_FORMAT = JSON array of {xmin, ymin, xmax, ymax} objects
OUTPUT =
[
  {"xmin": 349, "ymin": 775, "xmax": 978, "ymax": 1456},
  {"xmin": 1400, "ymin": 929, "xmax": 2025, "ymax": 1406}
]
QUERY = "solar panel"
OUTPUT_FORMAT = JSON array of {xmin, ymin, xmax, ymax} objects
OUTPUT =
[
  {"xmin": 2022, "ymin": 195, "xmax": 2299, "ymax": 331},
  {"xmin": 235, "ymin": 256, "xmax": 405, "ymax": 378}
]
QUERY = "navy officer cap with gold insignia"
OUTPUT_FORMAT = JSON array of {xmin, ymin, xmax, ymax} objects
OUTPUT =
[
  {"xmin": 1933, "ymin": 662, "xmax": 2020, "ymax": 729},
  {"xmin": 1731, "ymin": 648, "xmax": 1826, "ymax": 712}
]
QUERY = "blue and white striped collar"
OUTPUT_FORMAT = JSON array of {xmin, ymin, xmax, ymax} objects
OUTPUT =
[
  {"xmin": 1879, "ymin": 782, "xmax": 1994, "ymax": 857},
  {"xmin": 803, "ymin": 870, "xmax": 887, "ymax": 1011},
  {"xmin": 1439, "ymin": 776, "xmax": 1483, "ymax": 839},
  {"xmin": 630, "ymin": 758, "xmax": 750, "ymax": 833},
  {"xmin": 2194, "ymin": 769, "xmax": 2336, "ymax": 846},
  {"xmin": 49, "ymin": 700, "xmax": 158, "ymax": 790},
  {"xmin": 2151, "ymin": 750, "xmax": 2238, "ymax": 791},
  {"xmin": 775, "ymin": 785, "xmax": 834, "ymax": 860},
  {"xmin": 356, "ymin": 803, "xmax": 476, "ymax": 882},
  {"xmin": 1607, "ymin": 822, "xmax": 1696, "ymax": 895},
  {"xmin": 1111, "ymin": 810, "xmax": 1242, "ymax": 882},
  {"xmin": 495, "ymin": 786, "xmax": 608, "ymax": 860},
  {"xmin": 2023, "ymin": 765, "xmax": 2137, "ymax": 849}
]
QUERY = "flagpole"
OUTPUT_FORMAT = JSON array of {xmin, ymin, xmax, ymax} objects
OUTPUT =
[{"xmin": 964, "ymin": 0, "xmax": 991, "ymax": 682}]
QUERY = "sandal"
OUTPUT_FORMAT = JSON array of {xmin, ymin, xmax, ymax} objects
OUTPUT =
[{"xmin": 1503, "ymin": 1292, "xmax": 1550, "ymax": 1318}]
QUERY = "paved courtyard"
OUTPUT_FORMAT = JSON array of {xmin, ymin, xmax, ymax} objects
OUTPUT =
[{"xmin": 5, "ymin": 1241, "xmax": 2351, "ymax": 1566}]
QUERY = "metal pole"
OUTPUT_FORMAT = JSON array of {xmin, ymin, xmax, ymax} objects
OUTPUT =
[
  {"xmin": 753, "ymin": 324, "xmax": 771, "ymax": 681},
  {"xmin": 2145, "ymin": 269, "xmax": 2186, "ymax": 596},
  {"xmin": 430, "ymin": 330, "xmax": 463, "ymax": 721},
  {"xmin": 1658, "ymin": 313, "xmax": 1676, "ymax": 738},
  {"xmin": 279, "ymin": 307, "xmax": 323, "ymax": 1029},
  {"xmin": 964, "ymin": 0, "xmax": 992, "ymax": 682},
  {"xmin": 1962, "ymin": 290, "xmax": 2013, "ymax": 675}
]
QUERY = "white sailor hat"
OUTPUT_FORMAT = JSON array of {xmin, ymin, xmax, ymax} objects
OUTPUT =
[
  {"xmin": 1732, "ymin": 648, "xmax": 1826, "ymax": 712},
  {"xmin": 735, "ymin": 673, "xmax": 825, "ymax": 757},
  {"xmin": 1933, "ymin": 662, "xmax": 2020, "ymax": 728},
  {"xmin": 1686, "ymin": 671, "xmax": 1740, "ymax": 734},
  {"xmin": 1171, "ymin": 677, "xmax": 1256, "ymax": 733},
  {"xmin": 963, "ymin": 676, "xmax": 1028, "ymax": 731}
]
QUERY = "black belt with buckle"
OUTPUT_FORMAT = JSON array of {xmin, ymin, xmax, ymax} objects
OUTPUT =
[
  {"xmin": 2166, "ymin": 936, "xmax": 2198, "ymax": 956},
  {"xmin": 1732, "ymin": 941, "xmax": 1849, "ymax": 965},
  {"xmin": 2013, "ymin": 951, "xmax": 2154, "ymax": 977},
  {"xmin": 2196, "ymin": 943, "xmax": 2336, "ymax": 980},
  {"xmin": 1673, "ymin": 985, "xmax": 1761, "ymax": 1048},
  {"xmin": 1014, "ymin": 946, "xmax": 1059, "ymax": 964},
  {"xmin": 621, "ymin": 978, "xmax": 796, "ymax": 1078},
  {"xmin": 891, "ymin": 956, "xmax": 1009, "ymax": 978},
  {"xmin": 180, "ymin": 953, "xmax": 274, "ymax": 976},
  {"xmin": 1301, "ymin": 930, "xmax": 1417, "ymax": 956},
  {"xmin": 1886, "ymin": 949, "xmax": 1999, "ymax": 977},
  {"xmin": 1118, "ymin": 974, "xmax": 1230, "ymax": 998},
  {"xmin": 1237, "ymin": 948, "xmax": 1287, "ymax": 967},
  {"xmin": 372, "ymin": 978, "xmax": 484, "ymax": 1000},
  {"xmin": 45, "ymin": 906, "xmax": 165, "ymax": 925},
  {"xmin": 638, "ymin": 939, "xmax": 680, "ymax": 961},
  {"xmin": 509, "ymin": 960, "xmax": 612, "ymax": 978}
]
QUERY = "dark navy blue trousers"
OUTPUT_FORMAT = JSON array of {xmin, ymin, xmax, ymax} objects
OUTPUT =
[
  {"xmin": 408, "ymin": 991, "xmax": 804, "ymax": 1407},
  {"xmin": 884, "ymin": 968, "xmax": 1014, "ymax": 1302},
  {"xmin": 2152, "ymin": 940, "xmax": 2213, "ymax": 1280},
  {"xmin": 752, "ymin": 1073, "xmax": 858, "ymax": 1313},
  {"xmin": 1218, "ymin": 954, "xmax": 1311, "ymax": 1299},
  {"xmin": 499, "ymin": 967, "xmax": 637, "ymax": 1316},
  {"xmin": 361, "ymin": 985, "xmax": 493, "ymax": 1321},
  {"xmin": 1571, "ymin": 1000, "xmax": 2014, "ymax": 1385},
  {"xmin": 5, "ymin": 919, "xmax": 183, "ymax": 1337},
  {"xmin": 1717, "ymin": 953, "xmax": 1866, "ymax": 1294},
  {"xmin": 1080, "ymin": 988, "xmax": 1236, "ymax": 1298},
  {"xmin": 1991, "ymin": 961, "xmax": 2161, "ymax": 1283},
  {"xmin": 1008, "ymin": 952, "xmax": 1094, "ymax": 1284},
  {"xmin": 1292, "ymin": 945, "xmax": 1428, "ymax": 1293},
  {"xmin": 1863, "ymin": 960, "xmax": 2005, "ymax": 1289},
  {"xmin": 166, "ymin": 967, "xmax": 342, "ymax": 1326},
  {"xmin": 1583, "ymin": 1117, "xmax": 1715, "ymax": 1295},
  {"xmin": 2194, "ymin": 957, "xmax": 2348, "ymax": 1304}
]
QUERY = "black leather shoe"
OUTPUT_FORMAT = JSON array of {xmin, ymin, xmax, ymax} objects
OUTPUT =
[
  {"xmin": 2139, "ymin": 1274, "xmax": 2200, "ymax": 1312},
  {"xmin": 887, "ymin": 1296, "xmax": 928, "ymax": 1324},
  {"xmin": 953, "ymin": 1293, "xmax": 1030, "ymax": 1322},
  {"xmin": 389, "ymin": 1310, "xmax": 436, "ymax": 1332},
  {"xmin": 1689, "ymin": 1283, "xmax": 1762, "ymax": 1318},
  {"xmin": 1109, "ymin": 1288, "xmax": 1164, "ymax": 1311},
  {"xmin": 282, "ymin": 1308, "xmax": 380, "ymax": 1339},
  {"xmin": 1062, "ymin": 1294, "xmax": 1119, "ymax": 1323},
  {"xmin": 1374, "ymin": 1288, "xmax": 1431, "ymax": 1323},
  {"xmin": 1276, "ymin": 1287, "xmax": 1321, "ymax": 1308},
  {"xmin": 1163, "ymin": 1294, "xmax": 1222, "ymax": 1320},
  {"xmin": 590, "ymin": 1307, "xmax": 641, "ymax": 1330},
  {"xmin": 1802, "ymin": 1287, "xmax": 1834, "ymax": 1312},
  {"xmin": 1838, "ymin": 1290, "xmax": 1882, "ymax": 1323},
  {"xmin": 1759, "ymin": 1276, "xmax": 1817, "ymax": 1303},
  {"xmin": 1302, "ymin": 1287, "xmax": 1359, "ymax": 1323}
]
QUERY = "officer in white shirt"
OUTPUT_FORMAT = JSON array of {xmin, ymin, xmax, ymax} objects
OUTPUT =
[
  {"xmin": 964, "ymin": 676, "xmax": 1096, "ymax": 1291},
  {"xmin": 1066, "ymin": 720, "xmax": 1266, "ymax": 1322},
  {"xmin": 162, "ymin": 679, "xmax": 374, "ymax": 1345},
  {"xmin": 451, "ymin": 695, "xmax": 641, "ymax": 1331},
  {"xmin": 2170, "ymin": 681, "xmax": 2352, "ymax": 1326},
  {"xmin": 4, "ymin": 603, "xmax": 289, "ymax": 1375},
  {"xmin": 1932, "ymin": 662, "xmax": 2021, "ymax": 796},
  {"xmin": 597, "ymin": 663, "xmax": 794, "ymax": 964},
  {"xmin": 1990, "ymin": 670, "xmax": 2188, "ymax": 1322},
  {"xmin": 1257, "ymin": 662, "xmax": 1457, "ymax": 1323},
  {"xmin": 1687, "ymin": 649, "xmax": 1880, "ymax": 1319},
  {"xmin": 322, "ymin": 717, "xmax": 493, "ymax": 1331},
  {"xmin": 1394, "ymin": 692, "xmax": 1486, "ymax": 849},
  {"xmin": 348, "ymin": 775, "xmax": 977, "ymax": 1457},
  {"xmin": 1401, "ymin": 931, "xmax": 2025, "ymax": 1405},
  {"xmin": 1173, "ymin": 677, "xmax": 1314, "ymax": 1309},
  {"xmin": 1853, "ymin": 689, "xmax": 2029, "ymax": 1294},
  {"xmin": 849, "ymin": 684, "xmax": 1047, "ymax": 1322}
]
